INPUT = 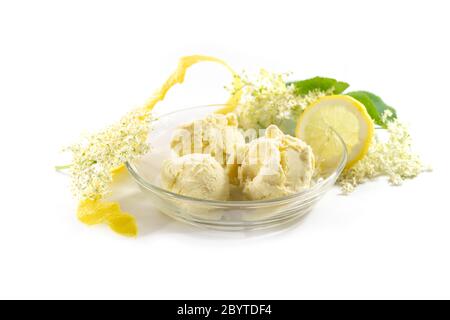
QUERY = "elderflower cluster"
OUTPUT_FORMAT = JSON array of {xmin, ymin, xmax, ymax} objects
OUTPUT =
[
  {"xmin": 66, "ymin": 108, "xmax": 153, "ymax": 200},
  {"xmin": 338, "ymin": 111, "xmax": 429, "ymax": 193},
  {"xmin": 233, "ymin": 69, "xmax": 330, "ymax": 135}
]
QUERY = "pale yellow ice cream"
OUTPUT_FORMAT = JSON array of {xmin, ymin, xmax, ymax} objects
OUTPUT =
[
  {"xmin": 170, "ymin": 113, "xmax": 245, "ymax": 184},
  {"xmin": 238, "ymin": 125, "xmax": 315, "ymax": 200},
  {"xmin": 161, "ymin": 153, "xmax": 230, "ymax": 201}
]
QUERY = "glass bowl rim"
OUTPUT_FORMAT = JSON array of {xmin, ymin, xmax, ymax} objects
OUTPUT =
[{"xmin": 126, "ymin": 104, "xmax": 348, "ymax": 207}]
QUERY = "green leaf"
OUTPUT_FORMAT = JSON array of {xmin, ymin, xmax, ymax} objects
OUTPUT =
[
  {"xmin": 289, "ymin": 77, "xmax": 350, "ymax": 96},
  {"xmin": 346, "ymin": 91, "xmax": 397, "ymax": 128}
]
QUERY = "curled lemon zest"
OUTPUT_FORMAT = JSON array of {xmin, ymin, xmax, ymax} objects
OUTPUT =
[
  {"xmin": 111, "ymin": 164, "xmax": 125, "ymax": 176},
  {"xmin": 77, "ymin": 199, "xmax": 138, "ymax": 237},
  {"xmin": 143, "ymin": 55, "xmax": 243, "ymax": 114}
]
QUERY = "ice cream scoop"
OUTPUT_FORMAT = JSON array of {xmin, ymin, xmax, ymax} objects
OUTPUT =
[
  {"xmin": 161, "ymin": 153, "xmax": 230, "ymax": 201},
  {"xmin": 170, "ymin": 113, "xmax": 245, "ymax": 184},
  {"xmin": 239, "ymin": 125, "xmax": 315, "ymax": 200}
]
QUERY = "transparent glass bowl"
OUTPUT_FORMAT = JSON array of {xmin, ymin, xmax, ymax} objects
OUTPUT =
[{"xmin": 126, "ymin": 105, "xmax": 347, "ymax": 231}]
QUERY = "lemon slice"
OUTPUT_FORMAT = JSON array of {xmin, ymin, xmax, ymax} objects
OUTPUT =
[{"xmin": 296, "ymin": 95, "xmax": 374, "ymax": 170}]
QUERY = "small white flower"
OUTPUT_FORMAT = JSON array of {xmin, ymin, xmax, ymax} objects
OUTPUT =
[
  {"xmin": 66, "ymin": 107, "xmax": 153, "ymax": 200},
  {"xmin": 233, "ymin": 69, "xmax": 329, "ymax": 134},
  {"xmin": 338, "ymin": 111, "xmax": 428, "ymax": 193}
]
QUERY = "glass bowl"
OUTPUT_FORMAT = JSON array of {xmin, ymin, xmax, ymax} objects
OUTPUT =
[{"xmin": 126, "ymin": 105, "xmax": 347, "ymax": 231}]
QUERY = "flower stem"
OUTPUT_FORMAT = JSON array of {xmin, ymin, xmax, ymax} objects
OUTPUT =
[{"xmin": 55, "ymin": 164, "xmax": 72, "ymax": 171}]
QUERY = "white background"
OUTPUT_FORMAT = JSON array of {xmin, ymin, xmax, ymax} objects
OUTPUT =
[{"xmin": 1, "ymin": 0, "xmax": 449, "ymax": 300}]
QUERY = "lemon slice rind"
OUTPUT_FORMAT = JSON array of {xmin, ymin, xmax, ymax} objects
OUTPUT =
[{"xmin": 296, "ymin": 95, "xmax": 374, "ymax": 170}]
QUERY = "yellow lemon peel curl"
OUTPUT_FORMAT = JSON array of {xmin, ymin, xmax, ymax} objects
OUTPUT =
[{"xmin": 77, "ymin": 199, "xmax": 138, "ymax": 237}]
